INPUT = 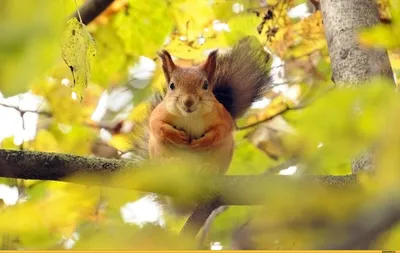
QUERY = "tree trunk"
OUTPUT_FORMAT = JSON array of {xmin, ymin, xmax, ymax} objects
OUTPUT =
[{"xmin": 320, "ymin": 0, "xmax": 395, "ymax": 173}]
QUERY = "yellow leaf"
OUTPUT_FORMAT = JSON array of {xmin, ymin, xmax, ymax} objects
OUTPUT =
[
  {"xmin": 225, "ymin": 14, "xmax": 262, "ymax": 46},
  {"xmin": 27, "ymin": 130, "xmax": 59, "ymax": 152},
  {"xmin": 358, "ymin": 24, "xmax": 400, "ymax": 49},
  {"xmin": 113, "ymin": 0, "xmax": 173, "ymax": 57},
  {"xmin": 61, "ymin": 18, "xmax": 97, "ymax": 101},
  {"xmin": 170, "ymin": 0, "xmax": 214, "ymax": 41},
  {"xmin": 109, "ymin": 134, "xmax": 132, "ymax": 151},
  {"xmin": 90, "ymin": 25, "xmax": 127, "ymax": 87},
  {"xmin": 0, "ymin": 136, "xmax": 19, "ymax": 150}
]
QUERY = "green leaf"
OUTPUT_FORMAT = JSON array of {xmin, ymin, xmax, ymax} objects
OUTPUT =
[
  {"xmin": 0, "ymin": 136, "xmax": 19, "ymax": 150},
  {"xmin": 208, "ymin": 206, "xmax": 251, "ymax": 246},
  {"xmin": 18, "ymin": 230, "xmax": 60, "ymax": 250},
  {"xmin": 169, "ymin": 0, "xmax": 214, "ymax": 41},
  {"xmin": 74, "ymin": 222, "xmax": 194, "ymax": 250},
  {"xmin": 61, "ymin": 18, "xmax": 97, "ymax": 101},
  {"xmin": 90, "ymin": 25, "xmax": 128, "ymax": 87},
  {"xmin": 224, "ymin": 14, "xmax": 262, "ymax": 46},
  {"xmin": 292, "ymin": 80, "xmax": 396, "ymax": 174},
  {"xmin": 358, "ymin": 24, "xmax": 400, "ymax": 49},
  {"xmin": 0, "ymin": 0, "xmax": 64, "ymax": 97},
  {"xmin": 113, "ymin": 0, "xmax": 173, "ymax": 58},
  {"xmin": 228, "ymin": 136, "xmax": 271, "ymax": 175}
]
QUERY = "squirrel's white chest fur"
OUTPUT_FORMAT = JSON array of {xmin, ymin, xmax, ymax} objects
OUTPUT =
[{"xmin": 174, "ymin": 114, "xmax": 207, "ymax": 139}]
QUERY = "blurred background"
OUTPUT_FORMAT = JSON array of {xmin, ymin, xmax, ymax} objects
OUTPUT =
[{"xmin": 0, "ymin": 0, "xmax": 400, "ymax": 250}]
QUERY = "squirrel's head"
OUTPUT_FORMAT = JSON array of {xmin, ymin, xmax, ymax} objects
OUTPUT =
[{"xmin": 157, "ymin": 50, "xmax": 218, "ymax": 117}]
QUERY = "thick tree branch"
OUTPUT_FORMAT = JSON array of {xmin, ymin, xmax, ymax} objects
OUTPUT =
[
  {"xmin": 0, "ymin": 149, "xmax": 133, "ymax": 180},
  {"xmin": 70, "ymin": 0, "xmax": 115, "ymax": 25},
  {"xmin": 0, "ymin": 149, "xmax": 358, "ymax": 205},
  {"xmin": 0, "ymin": 149, "xmax": 363, "ymax": 241}
]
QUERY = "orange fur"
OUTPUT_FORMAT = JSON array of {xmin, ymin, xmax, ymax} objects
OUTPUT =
[
  {"xmin": 149, "ymin": 98, "xmax": 234, "ymax": 174},
  {"xmin": 149, "ymin": 50, "xmax": 234, "ymax": 174},
  {"xmin": 146, "ymin": 38, "xmax": 272, "ymax": 214}
]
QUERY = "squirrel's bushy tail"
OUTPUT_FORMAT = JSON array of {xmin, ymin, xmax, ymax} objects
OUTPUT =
[{"xmin": 213, "ymin": 36, "xmax": 273, "ymax": 119}]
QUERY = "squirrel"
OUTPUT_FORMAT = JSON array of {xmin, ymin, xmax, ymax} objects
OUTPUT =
[{"xmin": 129, "ymin": 36, "xmax": 272, "ymax": 213}]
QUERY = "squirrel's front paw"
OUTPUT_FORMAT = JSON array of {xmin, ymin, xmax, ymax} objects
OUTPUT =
[
  {"xmin": 165, "ymin": 128, "xmax": 190, "ymax": 145},
  {"xmin": 190, "ymin": 132, "xmax": 217, "ymax": 150}
]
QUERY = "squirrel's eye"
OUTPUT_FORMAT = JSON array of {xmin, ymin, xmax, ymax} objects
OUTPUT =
[
  {"xmin": 202, "ymin": 80, "xmax": 209, "ymax": 90},
  {"xmin": 169, "ymin": 82, "xmax": 175, "ymax": 90}
]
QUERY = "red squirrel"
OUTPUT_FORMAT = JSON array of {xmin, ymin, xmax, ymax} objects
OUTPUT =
[
  {"xmin": 127, "ymin": 36, "xmax": 272, "ymax": 214},
  {"xmin": 148, "ymin": 36, "xmax": 272, "ymax": 175}
]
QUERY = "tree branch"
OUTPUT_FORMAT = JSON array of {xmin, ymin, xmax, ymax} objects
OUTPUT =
[
  {"xmin": 70, "ymin": 0, "xmax": 115, "ymax": 25},
  {"xmin": 0, "ymin": 102, "xmax": 52, "ymax": 117},
  {"xmin": 0, "ymin": 148, "xmax": 364, "ymax": 242},
  {"xmin": 0, "ymin": 149, "xmax": 132, "ymax": 180},
  {"xmin": 0, "ymin": 149, "xmax": 359, "ymax": 206},
  {"xmin": 180, "ymin": 197, "xmax": 224, "ymax": 240},
  {"xmin": 197, "ymin": 205, "xmax": 228, "ymax": 248}
]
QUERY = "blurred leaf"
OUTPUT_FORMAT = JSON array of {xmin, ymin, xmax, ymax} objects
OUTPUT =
[
  {"xmin": 170, "ymin": 0, "xmax": 214, "ymax": 41},
  {"xmin": 25, "ymin": 181, "xmax": 48, "ymax": 201},
  {"xmin": 358, "ymin": 24, "xmax": 400, "ymax": 49},
  {"xmin": 102, "ymin": 188, "xmax": 140, "ymax": 211},
  {"xmin": 209, "ymin": 206, "xmax": 251, "ymax": 245},
  {"xmin": 90, "ymin": 25, "xmax": 128, "ymax": 87},
  {"xmin": 0, "ymin": 182, "xmax": 99, "ymax": 235},
  {"xmin": 0, "ymin": 136, "xmax": 19, "ymax": 150},
  {"xmin": 290, "ymin": 80, "xmax": 396, "ymax": 174},
  {"xmin": 74, "ymin": 222, "xmax": 194, "ymax": 250},
  {"xmin": 27, "ymin": 130, "xmax": 59, "ymax": 152},
  {"xmin": 244, "ymin": 187, "xmax": 368, "ymax": 249},
  {"xmin": 358, "ymin": 0, "xmax": 400, "ymax": 50},
  {"xmin": 61, "ymin": 18, "xmax": 97, "ymax": 101},
  {"xmin": 113, "ymin": 0, "xmax": 173, "ymax": 58},
  {"xmin": 381, "ymin": 223, "xmax": 400, "ymax": 250},
  {"xmin": 18, "ymin": 230, "xmax": 60, "ymax": 250},
  {"xmin": 225, "ymin": 14, "xmax": 262, "ymax": 46},
  {"xmin": 388, "ymin": 0, "xmax": 400, "ymax": 22},
  {"xmin": 31, "ymin": 72, "xmax": 101, "ymax": 125},
  {"xmin": 109, "ymin": 133, "xmax": 132, "ymax": 152},
  {"xmin": 52, "ymin": 125, "xmax": 97, "ymax": 155},
  {"xmin": 0, "ymin": 0, "xmax": 64, "ymax": 97},
  {"xmin": 228, "ymin": 137, "xmax": 270, "ymax": 175}
]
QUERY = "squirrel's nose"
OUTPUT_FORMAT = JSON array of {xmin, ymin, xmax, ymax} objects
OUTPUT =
[{"xmin": 183, "ymin": 98, "xmax": 194, "ymax": 107}]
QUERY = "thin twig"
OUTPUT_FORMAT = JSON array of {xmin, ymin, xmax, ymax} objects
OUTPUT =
[
  {"xmin": 197, "ymin": 205, "xmax": 228, "ymax": 248},
  {"xmin": 236, "ymin": 105, "xmax": 289, "ymax": 131},
  {"xmin": 237, "ymin": 84, "xmax": 336, "ymax": 131},
  {"xmin": 0, "ymin": 103, "xmax": 52, "ymax": 117},
  {"xmin": 180, "ymin": 197, "xmax": 224, "ymax": 238}
]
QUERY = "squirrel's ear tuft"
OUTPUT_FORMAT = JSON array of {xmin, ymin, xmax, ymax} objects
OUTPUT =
[
  {"xmin": 201, "ymin": 50, "xmax": 218, "ymax": 83},
  {"xmin": 157, "ymin": 50, "xmax": 176, "ymax": 82}
]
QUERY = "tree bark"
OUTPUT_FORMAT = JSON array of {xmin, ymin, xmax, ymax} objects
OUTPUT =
[
  {"xmin": 0, "ymin": 149, "xmax": 358, "ymax": 204},
  {"xmin": 320, "ymin": 0, "xmax": 395, "ymax": 173}
]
